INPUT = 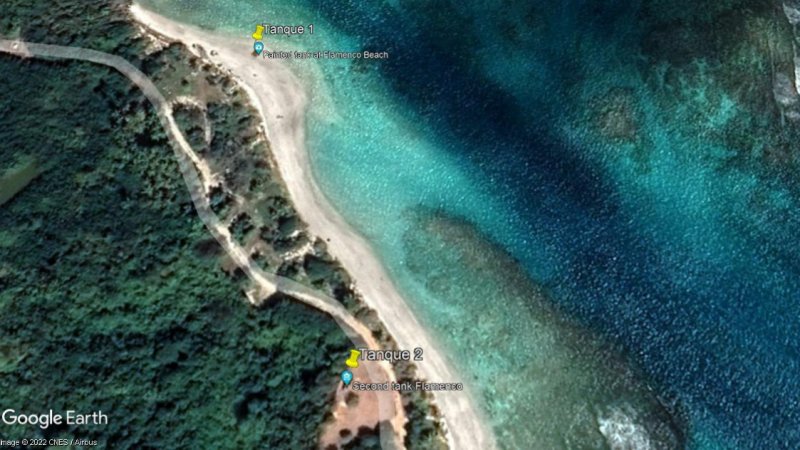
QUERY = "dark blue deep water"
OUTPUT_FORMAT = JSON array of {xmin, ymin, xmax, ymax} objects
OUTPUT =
[{"xmin": 305, "ymin": 1, "xmax": 800, "ymax": 448}]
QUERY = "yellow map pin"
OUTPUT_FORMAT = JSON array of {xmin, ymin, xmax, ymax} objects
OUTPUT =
[
  {"xmin": 345, "ymin": 349, "xmax": 361, "ymax": 368},
  {"xmin": 252, "ymin": 24, "xmax": 265, "ymax": 40}
]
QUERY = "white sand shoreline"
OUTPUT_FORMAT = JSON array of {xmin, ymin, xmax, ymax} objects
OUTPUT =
[{"xmin": 129, "ymin": 4, "xmax": 496, "ymax": 450}]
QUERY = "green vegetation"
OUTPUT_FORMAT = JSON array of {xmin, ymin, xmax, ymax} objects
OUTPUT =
[
  {"xmin": 396, "ymin": 359, "xmax": 447, "ymax": 450},
  {"xmin": 340, "ymin": 429, "xmax": 381, "ymax": 450},
  {"xmin": 0, "ymin": 1, "xmax": 149, "ymax": 65},
  {"xmin": 187, "ymin": 90, "xmax": 370, "ymax": 312},
  {"xmin": 0, "ymin": 56, "xmax": 349, "ymax": 448},
  {"xmin": 172, "ymin": 103, "xmax": 207, "ymax": 150},
  {"xmin": 1, "ymin": 1, "xmax": 444, "ymax": 447}
]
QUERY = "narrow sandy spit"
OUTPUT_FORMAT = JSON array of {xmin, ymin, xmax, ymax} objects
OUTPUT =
[{"xmin": 130, "ymin": 4, "xmax": 496, "ymax": 450}]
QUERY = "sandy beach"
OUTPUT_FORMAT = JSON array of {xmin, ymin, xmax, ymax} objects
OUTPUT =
[{"xmin": 130, "ymin": 4, "xmax": 496, "ymax": 450}]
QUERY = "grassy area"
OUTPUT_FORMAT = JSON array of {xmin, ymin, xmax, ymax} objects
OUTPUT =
[{"xmin": 0, "ymin": 156, "xmax": 41, "ymax": 207}]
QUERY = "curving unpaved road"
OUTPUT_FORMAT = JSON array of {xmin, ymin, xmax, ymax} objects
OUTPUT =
[
  {"xmin": 128, "ymin": 5, "xmax": 498, "ymax": 450},
  {"xmin": 0, "ymin": 38, "xmax": 405, "ymax": 449}
]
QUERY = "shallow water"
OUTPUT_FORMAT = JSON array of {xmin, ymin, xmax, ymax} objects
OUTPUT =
[{"xmin": 141, "ymin": 1, "xmax": 800, "ymax": 448}]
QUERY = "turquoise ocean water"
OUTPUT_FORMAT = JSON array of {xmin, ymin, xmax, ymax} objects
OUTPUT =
[{"xmin": 140, "ymin": 1, "xmax": 800, "ymax": 448}]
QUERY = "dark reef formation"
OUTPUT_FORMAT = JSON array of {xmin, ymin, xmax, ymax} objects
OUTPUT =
[{"xmin": 400, "ymin": 207, "xmax": 686, "ymax": 449}]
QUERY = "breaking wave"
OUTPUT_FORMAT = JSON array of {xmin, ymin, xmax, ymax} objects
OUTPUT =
[{"xmin": 599, "ymin": 406, "xmax": 654, "ymax": 450}]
